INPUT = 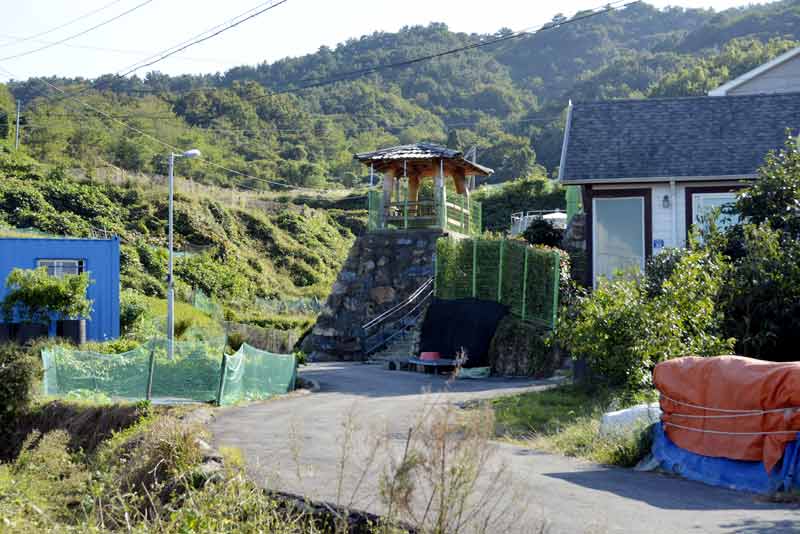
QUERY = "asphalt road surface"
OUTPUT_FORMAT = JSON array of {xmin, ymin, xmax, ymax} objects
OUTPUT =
[{"xmin": 210, "ymin": 362, "xmax": 800, "ymax": 534}]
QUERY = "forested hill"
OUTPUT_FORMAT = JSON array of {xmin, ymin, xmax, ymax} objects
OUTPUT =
[{"xmin": 3, "ymin": 1, "xmax": 800, "ymax": 189}]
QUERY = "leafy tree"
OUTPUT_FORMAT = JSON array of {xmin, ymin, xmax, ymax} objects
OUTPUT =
[{"xmin": 2, "ymin": 267, "xmax": 93, "ymax": 324}]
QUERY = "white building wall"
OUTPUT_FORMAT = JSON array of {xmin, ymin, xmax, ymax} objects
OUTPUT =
[{"xmin": 728, "ymin": 54, "xmax": 800, "ymax": 96}]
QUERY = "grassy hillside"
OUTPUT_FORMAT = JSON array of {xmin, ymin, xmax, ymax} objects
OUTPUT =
[
  {"xmin": 3, "ymin": 2, "xmax": 799, "ymax": 189},
  {"xmin": 0, "ymin": 147, "xmax": 362, "ymax": 313}
]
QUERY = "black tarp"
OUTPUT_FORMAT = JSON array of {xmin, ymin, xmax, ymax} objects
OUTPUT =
[{"xmin": 418, "ymin": 298, "xmax": 508, "ymax": 368}]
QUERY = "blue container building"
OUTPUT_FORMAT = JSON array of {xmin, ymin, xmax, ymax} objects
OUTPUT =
[{"xmin": 0, "ymin": 236, "xmax": 120, "ymax": 341}]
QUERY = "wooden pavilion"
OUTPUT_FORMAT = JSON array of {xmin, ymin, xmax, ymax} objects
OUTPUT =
[{"xmin": 354, "ymin": 143, "xmax": 493, "ymax": 235}]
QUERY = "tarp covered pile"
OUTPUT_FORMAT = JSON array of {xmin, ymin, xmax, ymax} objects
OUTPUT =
[{"xmin": 653, "ymin": 356, "xmax": 800, "ymax": 493}]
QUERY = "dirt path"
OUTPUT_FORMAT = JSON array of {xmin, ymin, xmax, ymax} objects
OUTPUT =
[{"xmin": 210, "ymin": 363, "xmax": 800, "ymax": 534}]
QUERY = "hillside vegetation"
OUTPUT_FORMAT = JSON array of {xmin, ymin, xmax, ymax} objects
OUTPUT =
[
  {"xmin": 1, "ymin": 1, "xmax": 798, "ymax": 190},
  {"xmin": 0, "ymin": 148, "xmax": 360, "ymax": 311}
]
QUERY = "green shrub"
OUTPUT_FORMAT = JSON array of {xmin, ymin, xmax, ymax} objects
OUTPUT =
[
  {"xmin": 120, "ymin": 289, "xmax": 149, "ymax": 335},
  {"xmin": 718, "ymin": 223, "xmax": 800, "ymax": 359},
  {"xmin": 0, "ymin": 343, "xmax": 42, "ymax": 441},
  {"xmin": 644, "ymin": 247, "xmax": 690, "ymax": 298},
  {"xmin": 489, "ymin": 315, "xmax": 558, "ymax": 377},
  {"xmin": 522, "ymin": 218, "xmax": 564, "ymax": 248},
  {"xmin": 559, "ymin": 249, "xmax": 733, "ymax": 391}
]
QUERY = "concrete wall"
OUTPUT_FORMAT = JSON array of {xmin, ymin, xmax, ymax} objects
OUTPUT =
[
  {"xmin": 728, "ymin": 54, "xmax": 800, "ymax": 96},
  {"xmin": 309, "ymin": 230, "xmax": 440, "ymax": 360},
  {"xmin": 0, "ymin": 237, "xmax": 120, "ymax": 341}
]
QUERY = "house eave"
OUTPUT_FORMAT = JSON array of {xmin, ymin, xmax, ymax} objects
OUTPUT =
[
  {"xmin": 561, "ymin": 174, "xmax": 757, "ymax": 185},
  {"xmin": 708, "ymin": 46, "xmax": 800, "ymax": 96},
  {"xmin": 557, "ymin": 100, "xmax": 573, "ymax": 183}
]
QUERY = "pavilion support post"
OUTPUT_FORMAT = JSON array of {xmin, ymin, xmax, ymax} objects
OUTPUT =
[
  {"xmin": 438, "ymin": 159, "xmax": 446, "ymax": 230},
  {"xmin": 403, "ymin": 160, "xmax": 409, "ymax": 229}
]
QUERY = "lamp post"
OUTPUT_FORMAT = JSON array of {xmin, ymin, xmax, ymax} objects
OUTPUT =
[{"xmin": 167, "ymin": 148, "xmax": 201, "ymax": 360}]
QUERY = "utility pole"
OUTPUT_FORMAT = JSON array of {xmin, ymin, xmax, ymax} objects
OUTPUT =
[
  {"xmin": 14, "ymin": 100, "xmax": 20, "ymax": 150},
  {"xmin": 166, "ymin": 148, "xmax": 201, "ymax": 360}
]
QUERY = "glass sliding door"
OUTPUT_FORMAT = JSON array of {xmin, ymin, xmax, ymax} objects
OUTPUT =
[{"xmin": 593, "ymin": 196, "xmax": 645, "ymax": 285}]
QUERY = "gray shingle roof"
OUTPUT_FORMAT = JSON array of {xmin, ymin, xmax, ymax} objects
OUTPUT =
[{"xmin": 560, "ymin": 93, "xmax": 800, "ymax": 183}]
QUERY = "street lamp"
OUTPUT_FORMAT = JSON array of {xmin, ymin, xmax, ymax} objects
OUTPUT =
[{"xmin": 167, "ymin": 148, "xmax": 201, "ymax": 360}]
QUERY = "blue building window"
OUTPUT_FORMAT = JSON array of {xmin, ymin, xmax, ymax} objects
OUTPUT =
[{"xmin": 37, "ymin": 259, "xmax": 85, "ymax": 277}]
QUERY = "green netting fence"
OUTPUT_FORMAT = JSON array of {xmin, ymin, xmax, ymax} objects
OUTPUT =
[
  {"xmin": 218, "ymin": 344, "xmax": 297, "ymax": 405},
  {"xmin": 41, "ymin": 340, "xmax": 296, "ymax": 404},
  {"xmin": 435, "ymin": 237, "xmax": 560, "ymax": 329}
]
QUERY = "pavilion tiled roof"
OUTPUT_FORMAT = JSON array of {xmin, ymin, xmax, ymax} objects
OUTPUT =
[{"xmin": 355, "ymin": 142, "xmax": 493, "ymax": 175}]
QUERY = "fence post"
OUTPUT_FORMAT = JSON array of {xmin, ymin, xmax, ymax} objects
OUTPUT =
[
  {"xmin": 550, "ymin": 251, "xmax": 561, "ymax": 330},
  {"xmin": 472, "ymin": 238, "xmax": 477, "ymax": 298},
  {"xmin": 497, "ymin": 240, "xmax": 504, "ymax": 302},
  {"xmin": 145, "ymin": 344, "xmax": 156, "ymax": 401},
  {"xmin": 521, "ymin": 247, "xmax": 529, "ymax": 322},
  {"xmin": 216, "ymin": 353, "xmax": 229, "ymax": 406}
]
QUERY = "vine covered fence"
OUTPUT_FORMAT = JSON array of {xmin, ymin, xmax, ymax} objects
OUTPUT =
[
  {"xmin": 41, "ymin": 340, "xmax": 295, "ymax": 405},
  {"xmin": 435, "ymin": 237, "xmax": 560, "ymax": 329}
]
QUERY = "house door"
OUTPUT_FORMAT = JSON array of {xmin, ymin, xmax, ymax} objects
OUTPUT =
[{"xmin": 593, "ymin": 196, "xmax": 645, "ymax": 286}]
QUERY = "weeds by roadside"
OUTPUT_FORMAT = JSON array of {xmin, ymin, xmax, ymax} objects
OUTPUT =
[{"xmin": 492, "ymin": 384, "xmax": 656, "ymax": 467}]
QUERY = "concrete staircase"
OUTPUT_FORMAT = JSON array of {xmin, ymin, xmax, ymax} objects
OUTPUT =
[{"xmin": 370, "ymin": 325, "xmax": 421, "ymax": 364}]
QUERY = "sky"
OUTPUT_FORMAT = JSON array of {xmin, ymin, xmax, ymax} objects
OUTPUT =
[{"xmin": 0, "ymin": 0, "xmax": 781, "ymax": 83}]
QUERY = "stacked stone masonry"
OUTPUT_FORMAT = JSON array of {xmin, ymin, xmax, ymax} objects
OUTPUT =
[{"xmin": 309, "ymin": 229, "xmax": 442, "ymax": 360}]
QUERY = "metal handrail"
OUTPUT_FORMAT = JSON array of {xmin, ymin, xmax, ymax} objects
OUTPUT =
[
  {"xmin": 363, "ymin": 289, "xmax": 433, "ymax": 355},
  {"xmin": 361, "ymin": 277, "xmax": 433, "ymax": 331}
]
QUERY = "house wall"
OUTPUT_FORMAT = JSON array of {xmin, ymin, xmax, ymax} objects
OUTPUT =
[
  {"xmin": 591, "ymin": 180, "xmax": 748, "ymax": 250},
  {"xmin": 0, "ymin": 237, "xmax": 120, "ymax": 341},
  {"xmin": 727, "ymin": 54, "xmax": 800, "ymax": 96},
  {"xmin": 586, "ymin": 180, "xmax": 748, "ymax": 285}
]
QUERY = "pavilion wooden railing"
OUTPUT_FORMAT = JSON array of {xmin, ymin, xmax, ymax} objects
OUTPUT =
[{"xmin": 367, "ymin": 190, "xmax": 481, "ymax": 235}]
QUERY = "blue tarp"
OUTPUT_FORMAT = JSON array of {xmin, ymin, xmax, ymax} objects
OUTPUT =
[{"xmin": 652, "ymin": 423, "xmax": 800, "ymax": 494}]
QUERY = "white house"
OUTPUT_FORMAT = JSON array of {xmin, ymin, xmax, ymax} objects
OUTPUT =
[{"xmin": 558, "ymin": 48, "xmax": 800, "ymax": 286}]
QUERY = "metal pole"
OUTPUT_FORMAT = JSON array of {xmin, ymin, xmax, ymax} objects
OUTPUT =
[
  {"xmin": 551, "ymin": 252, "xmax": 561, "ymax": 330},
  {"xmin": 521, "ymin": 247, "xmax": 529, "ymax": 322},
  {"xmin": 370, "ymin": 163, "xmax": 374, "ymax": 187},
  {"xmin": 497, "ymin": 240, "xmax": 504, "ymax": 302},
  {"xmin": 216, "ymin": 353, "xmax": 228, "ymax": 406},
  {"xmin": 472, "ymin": 238, "xmax": 477, "ymax": 298},
  {"xmin": 167, "ymin": 153, "xmax": 175, "ymax": 360},
  {"xmin": 145, "ymin": 344, "xmax": 156, "ymax": 401},
  {"xmin": 14, "ymin": 100, "xmax": 20, "ymax": 150}
]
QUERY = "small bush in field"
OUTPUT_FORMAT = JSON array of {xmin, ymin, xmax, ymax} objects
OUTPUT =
[{"xmin": 0, "ymin": 343, "xmax": 42, "ymax": 440}]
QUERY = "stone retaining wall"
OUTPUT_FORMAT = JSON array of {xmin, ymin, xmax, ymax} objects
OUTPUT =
[{"xmin": 309, "ymin": 229, "xmax": 441, "ymax": 360}]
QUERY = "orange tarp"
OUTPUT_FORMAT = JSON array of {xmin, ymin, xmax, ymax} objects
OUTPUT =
[{"xmin": 654, "ymin": 356, "xmax": 800, "ymax": 472}]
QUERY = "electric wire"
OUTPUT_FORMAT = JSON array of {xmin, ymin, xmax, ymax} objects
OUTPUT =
[
  {"xmin": 0, "ymin": 0, "xmax": 126, "ymax": 48},
  {"xmin": 2, "ymin": 2, "xmax": 624, "ymax": 194},
  {"xmin": 0, "ymin": 0, "xmax": 154, "ymax": 62},
  {"xmin": 261, "ymin": 0, "xmax": 640, "ymax": 98}
]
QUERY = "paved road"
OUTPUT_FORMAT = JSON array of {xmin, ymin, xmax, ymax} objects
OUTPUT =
[{"xmin": 210, "ymin": 363, "xmax": 800, "ymax": 534}]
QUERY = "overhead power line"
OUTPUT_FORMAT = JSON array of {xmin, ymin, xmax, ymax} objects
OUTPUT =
[
  {"xmin": 0, "ymin": 0, "xmax": 126, "ymax": 48},
  {"xmin": 260, "ymin": 0, "xmax": 640, "ymax": 98},
  {"xmin": 0, "ymin": 0, "xmax": 154, "ymax": 62},
  {"xmin": 23, "ymin": 0, "xmax": 291, "ymax": 109},
  {"xmin": 116, "ymin": 0, "xmax": 290, "ymax": 78},
  {"xmin": 2, "ymin": 1, "xmax": 629, "ymax": 193},
  {"xmin": 0, "ymin": 33, "xmax": 244, "ymax": 64}
]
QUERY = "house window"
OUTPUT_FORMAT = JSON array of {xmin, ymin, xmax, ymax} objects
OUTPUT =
[
  {"xmin": 691, "ymin": 192, "xmax": 739, "ymax": 233},
  {"xmin": 37, "ymin": 259, "xmax": 85, "ymax": 278}
]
